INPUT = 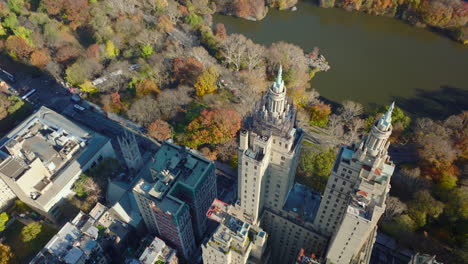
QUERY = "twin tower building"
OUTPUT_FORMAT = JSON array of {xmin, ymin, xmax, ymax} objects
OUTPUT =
[{"xmin": 203, "ymin": 66, "xmax": 396, "ymax": 264}]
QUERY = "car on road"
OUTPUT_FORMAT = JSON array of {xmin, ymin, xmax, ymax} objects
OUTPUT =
[{"xmin": 73, "ymin": 104, "xmax": 86, "ymax": 112}]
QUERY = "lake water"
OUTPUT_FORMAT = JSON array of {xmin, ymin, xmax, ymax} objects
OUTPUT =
[{"xmin": 214, "ymin": 2, "xmax": 468, "ymax": 116}]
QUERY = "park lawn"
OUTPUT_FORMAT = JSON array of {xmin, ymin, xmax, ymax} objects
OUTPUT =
[{"xmin": 3, "ymin": 220, "xmax": 57, "ymax": 264}]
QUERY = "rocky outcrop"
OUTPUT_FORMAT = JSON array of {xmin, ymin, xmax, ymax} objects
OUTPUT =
[{"xmin": 267, "ymin": 0, "xmax": 298, "ymax": 10}]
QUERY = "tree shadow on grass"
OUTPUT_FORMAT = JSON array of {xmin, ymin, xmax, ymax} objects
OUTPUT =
[
  {"xmin": 3, "ymin": 220, "xmax": 57, "ymax": 264},
  {"xmin": 391, "ymin": 85, "xmax": 468, "ymax": 120}
]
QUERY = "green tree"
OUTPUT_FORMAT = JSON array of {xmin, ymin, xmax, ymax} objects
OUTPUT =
[
  {"xmin": 0, "ymin": 243, "xmax": 14, "ymax": 264},
  {"xmin": 194, "ymin": 67, "xmax": 219, "ymax": 97},
  {"xmin": 6, "ymin": 96, "xmax": 24, "ymax": 114},
  {"xmin": 21, "ymin": 222, "xmax": 42, "ymax": 242},
  {"xmin": 7, "ymin": 0, "xmax": 24, "ymax": 14},
  {"xmin": 140, "ymin": 44, "xmax": 154, "ymax": 58},
  {"xmin": 297, "ymin": 148, "xmax": 336, "ymax": 192},
  {"xmin": 184, "ymin": 13, "xmax": 203, "ymax": 27},
  {"xmin": 408, "ymin": 190, "xmax": 444, "ymax": 228},
  {"xmin": 382, "ymin": 214, "xmax": 417, "ymax": 237},
  {"xmin": 0, "ymin": 212, "xmax": 9, "ymax": 232},
  {"xmin": 2, "ymin": 13, "xmax": 19, "ymax": 32},
  {"xmin": 0, "ymin": 24, "xmax": 6, "ymax": 37}
]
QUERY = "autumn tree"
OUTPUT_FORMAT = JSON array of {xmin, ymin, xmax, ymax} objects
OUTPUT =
[
  {"xmin": 221, "ymin": 34, "xmax": 246, "ymax": 71},
  {"xmin": 309, "ymin": 103, "xmax": 331, "ymax": 127},
  {"xmin": 21, "ymin": 222, "xmax": 42, "ymax": 242},
  {"xmin": 194, "ymin": 66, "xmax": 219, "ymax": 97},
  {"xmin": 136, "ymin": 79, "xmax": 160, "ymax": 97},
  {"xmin": 127, "ymin": 96, "xmax": 161, "ymax": 126},
  {"xmin": 214, "ymin": 23, "xmax": 227, "ymax": 40},
  {"xmin": 185, "ymin": 108, "xmax": 241, "ymax": 149},
  {"xmin": 221, "ymin": 34, "xmax": 264, "ymax": 71},
  {"xmin": 172, "ymin": 57, "xmax": 204, "ymax": 84},
  {"xmin": 0, "ymin": 243, "xmax": 13, "ymax": 264},
  {"xmin": 148, "ymin": 119, "xmax": 173, "ymax": 141},
  {"xmin": 267, "ymin": 41, "xmax": 309, "ymax": 89},
  {"xmin": 5, "ymin": 35, "xmax": 33, "ymax": 59},
  {"xmin": 158, "ymin": 15, "xmax": 174, "ymax": 33},
  {"xmin": 30, "ymin": 50, "xmax": 50, "ymax": 68},
  {"xmin": 383, "ymin": 196, "xmax": 407, "ymax": 222},
  {"xmin": 339, "ymin": 100, "xmax": 363, "ymax": 121},
  {"xmin": 156, "ymin": 86, "xmax": 193, "ymax": 119},
  {"xmin": 55, "ymin": 45, "xmax": 81, "ymax": 64}
]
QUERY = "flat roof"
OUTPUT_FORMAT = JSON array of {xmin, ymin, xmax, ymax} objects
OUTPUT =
[
  {"xmin": 283, "ymin": 183, "xmax": 321, "ymax": 223},
  {"xmin": 0, "ymin": 106, "xmax": 111, "ymax": 208}
]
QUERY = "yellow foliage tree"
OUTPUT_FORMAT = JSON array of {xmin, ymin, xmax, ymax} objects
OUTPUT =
[
  {"xmin": 194, "ymin": 67, "xmax": 219, "ymax": 97},
  {"xmin": 0, "ymin": 243, "xmax": 14, "ymax": 264},
  {"xmin": 79, "ymin": 80, "xmax": 98, "ymax": 94},
  {"xmin": 105, "ymin": 40, "xmax": 119, "ymax": 58}
]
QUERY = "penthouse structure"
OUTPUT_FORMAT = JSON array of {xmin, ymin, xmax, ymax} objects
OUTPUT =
[
  {"xmin": 30, "ymin": 211, "xmax": 108, "ymax": 264},
  {"xmin": 202, "ymin": 199, "xmax": 269, "ymax": 264},
  {"xmin": 0, "ymin": 106, "xmax": 114, "ymax": 220},
  {"xmin": 133, "ymin": 142, "xmax": 216, "ymax": 261}
]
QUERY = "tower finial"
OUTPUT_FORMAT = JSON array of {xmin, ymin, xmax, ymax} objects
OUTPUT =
[
  {"xmin": 377, "ymin": 102, "xmax": 395, "ymax": 130},
  {"xmin": 277, "ymin": 64, "xmax": 282, "ymax": 85},
  {"xmin": 272, "ymin": 65, "xmax": 284, "ymax": 93}
]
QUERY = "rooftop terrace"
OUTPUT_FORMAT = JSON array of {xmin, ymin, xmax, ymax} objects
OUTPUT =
[
  {"xmin": 0, "ymin": 106, "xmax": 110, "ymax": 208},
  {"xmin": 139, "ymin": 236, "xmax": 177, "ymax": 264}
]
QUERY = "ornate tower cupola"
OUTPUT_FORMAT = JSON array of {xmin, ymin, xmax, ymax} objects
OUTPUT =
[
  {"xmin": 266, "ymin": 65, "xmax": 287, "ymax": 120},
  {"xmin": 364, "ymin": 102, "xmax": 394, "ymax": 157}
]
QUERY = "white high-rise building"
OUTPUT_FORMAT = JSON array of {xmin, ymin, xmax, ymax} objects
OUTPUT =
[
  {"xmin": 238, "ymin": 65, "xmax": 303, "ymax": 224},
  {"xmin": 323, "ymin": 103, "xmax": 396, "ymax": 264},
  {"xmin": 235, "ymin": 66, "xmax": 397, "ymax": 264}
]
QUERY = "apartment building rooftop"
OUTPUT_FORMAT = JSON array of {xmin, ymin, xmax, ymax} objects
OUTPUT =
[
  {"xmin": 134, "ymin": 141, "xmax": 212, "ymax": 212},
  {"xmin": 283, "ymin": 183, "xmax": 321, "ymax": 223},
  {"xmin": 0, "ymin": 106, "xmax": 110, "ymax": 210},
  {"xmin": 139, "ymin": 236, "xmax": 177, "ymax": 264},
  {"xmin": 205, "ymin": 199, "xmax": 268, "ymax": 259},
  {"xmin": 31, "ymin": 215, "xmax": 101, "ymax": 264}
]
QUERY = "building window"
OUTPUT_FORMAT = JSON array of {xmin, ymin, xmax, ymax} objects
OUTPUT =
[
  {"xmin": 245, "ymin": 162, "xmax": 248, "ymax": 165},
  {"xmin": 281, "ymin": 156, "xmax": 285, "ymax": 161},
  {"xmin": 254, "ymin": 166, "xmax": 257, "ymax": 170},
  {"xmin": 332, "ymin": 184, "xmax": 336, "ymax": 188}
]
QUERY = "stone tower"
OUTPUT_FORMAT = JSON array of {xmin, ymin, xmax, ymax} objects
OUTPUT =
[
  {"xmin": 320, "ymin": 103, "xmax": 396, "ymax": 264},
  {"xmin": 237, "ymin": 65, "xmax": 304, "ymax": 224},
  {"xmin": 118, "ymin": 130, "xmax": 142, "ymax": 172}
]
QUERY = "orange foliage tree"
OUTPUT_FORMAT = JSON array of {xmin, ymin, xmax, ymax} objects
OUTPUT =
[
  {"xmin": 136, "ymin": 80, "xmax": 160, "ymax": 97},
  {"xmin": 158, "ymin": 15, "xmax": 174, "ymax": 33},
  {"xmin": 148, "ymin": 119, "xmax": 173, "ymax": 141},
  {"xmin": 30, "ymin": 50, "xmax": 50, "ymax": 68},
  {"xmin": 172, "ymin": 57, "xmax": 204, "ymax": 84},
  {"xmin": 309, "ymin": 103, "xmax": 332, "ymax": 127},
  {"xmin": 214, "ymin": 23, "xmax": 227, "ymax": 40},
  {"xmin": 185, "ymin": 108, "xmax": 241, "ymax": 149},
  {"xmin": 55, "ymin": 45, "xmax": 81, "ymax": 63},
  {"xmin": 5, "ymin": 36, "xmax": 33, "ymax": 59}
]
